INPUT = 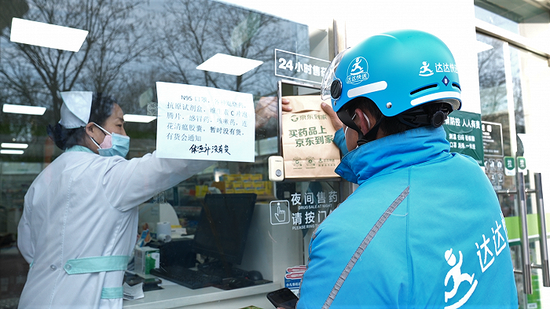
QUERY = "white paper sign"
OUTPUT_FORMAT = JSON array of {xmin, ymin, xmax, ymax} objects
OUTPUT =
[{"xmin": 156, "ymin": 82, "xmax": 255, "ymax": 162}]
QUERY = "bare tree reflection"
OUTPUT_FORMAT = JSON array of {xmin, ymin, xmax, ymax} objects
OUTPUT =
[
  {"xmin": 0, "ymin": 0, "xmax": 311, "ymax": 159},
  {"xmin": 477, "ymin": 35, "xmax": 507, "ymax": 116},
  {"xmin": 155, "ymin": 0, "xmax": 304, "ymax": 96},
  {"xmin": 477, "ymin": 33, "xmax": 526, "ymax": 158},
  {"xmin": 0, "ymin": 0, "xmax": 150, "ymax": 124}
]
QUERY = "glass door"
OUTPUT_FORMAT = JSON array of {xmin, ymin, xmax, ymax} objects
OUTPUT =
[
  {"xmin": 495, "ymin": 173, "xmax": 550, "ymax": 309},
  {"xmin": 477, "ymin": 32, "xmax": 550, "ymax": 309}
]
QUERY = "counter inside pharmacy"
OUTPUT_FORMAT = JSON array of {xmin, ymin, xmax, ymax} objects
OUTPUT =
[{"xmin": 123, "ymin": 278, "xmax": 279, "ymax": 309}]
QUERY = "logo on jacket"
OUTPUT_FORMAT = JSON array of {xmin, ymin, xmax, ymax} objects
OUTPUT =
[
  {"xmin": 443, "ymin": 217, "xmax": 512, "ymax": 309},
  {"xmin": 444, "ymin": 248, "xmax": 478, "ymax": 309},
  {"xmin": 346, "ymin": 57, "xmax": 369, "ymax": 84}
]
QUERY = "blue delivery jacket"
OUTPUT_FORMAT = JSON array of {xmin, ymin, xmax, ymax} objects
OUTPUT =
[{"xmin": 297, "ymin": 126, "xmax": 517, "ymax": 309}]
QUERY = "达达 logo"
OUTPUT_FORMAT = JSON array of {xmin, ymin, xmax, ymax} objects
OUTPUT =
[
  {"xmin": 346, "ymin": 56, "xmax": 369, "ymax": 85},
  {"xmin": 419, "ymin": 61, "xmax": 434, "ymax": 77},
  {"xmin": 444, "ymin": 248, "xmax": 478, "ymax": 309}
]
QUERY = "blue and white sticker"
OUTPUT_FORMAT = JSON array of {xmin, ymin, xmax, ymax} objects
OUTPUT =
[{"xmin": 346, "ymin": 56, "xmax": 369, "ymax": 85}]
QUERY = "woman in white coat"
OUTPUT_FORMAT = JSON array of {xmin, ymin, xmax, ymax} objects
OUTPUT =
[{"xmin": 17, "ymin": 92, "xmax": 211, "ymax": 308}]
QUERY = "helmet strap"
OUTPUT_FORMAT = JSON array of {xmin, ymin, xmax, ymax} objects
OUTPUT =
[
  {"xmin": 337, "ymin": 109, "xmax": 364, "ymax": 140},
  {"xmin": 338, "ymin": 109, "xmax": 385, "ymax": 146},
  {"xmin": 397, "ymin": 104, "xmax": 450, "ymax": 128},
  {"xmin": 397, "ymin": 112, "xmax": 428, "ymax": 128},
  {"xmin": 357, "ymin": 116, "xmax": 384, "ymax": 146}
]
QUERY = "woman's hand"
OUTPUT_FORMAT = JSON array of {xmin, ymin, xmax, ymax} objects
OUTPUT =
[{"xmin": 255, "ymin": 97, "xmax": 292, "ymax": 129}]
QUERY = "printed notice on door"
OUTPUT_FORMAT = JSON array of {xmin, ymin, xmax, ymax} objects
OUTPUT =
[{"xmin": 156, "ymin": 82, "xmax": 255, "ymax": 162}]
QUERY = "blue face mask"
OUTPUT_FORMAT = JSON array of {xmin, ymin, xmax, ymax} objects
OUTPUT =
[
  {"xmin": 90, "ymin": 123, "xmax": 130, "ymax": 158},
  {"xmin": 98, "ymin": 133, "xmax": 130, "ymax": 157}
]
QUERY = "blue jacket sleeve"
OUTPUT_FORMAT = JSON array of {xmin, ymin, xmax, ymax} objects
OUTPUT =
[{"xmin": 334, "ymin": 128, "xmax": 347, "ymax": 156}]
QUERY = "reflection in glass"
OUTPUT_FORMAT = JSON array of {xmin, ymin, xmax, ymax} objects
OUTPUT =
[
  {"xmin": 477, "ymin": 29, "xmax": 549, "ymax": 309},
  {"xmin": 0, "ymin": 0, "xmax": 329, "ymax": 304}
]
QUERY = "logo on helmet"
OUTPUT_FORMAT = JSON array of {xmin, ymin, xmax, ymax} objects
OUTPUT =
[
  {"xmin": 419, "ymin": 61, "xmax": 434, "ymax": 77},
  {"xmin": 346, "ymin": 57, "xmax": 369, "ymax": 85}
]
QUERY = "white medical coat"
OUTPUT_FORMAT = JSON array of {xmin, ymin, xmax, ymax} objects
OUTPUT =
[{"xmin": 17, "ymin": 147, "xmax": 211, "ymax": 308}]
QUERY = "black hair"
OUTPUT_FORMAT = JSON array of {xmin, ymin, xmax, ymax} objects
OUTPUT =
[
  {"xmin": 342, "ymin": 97, "xmax": 452, "ymax": 143},
  {"xmin": 47, "ymin": 93, "xmax": 117, "ymax": 150}
]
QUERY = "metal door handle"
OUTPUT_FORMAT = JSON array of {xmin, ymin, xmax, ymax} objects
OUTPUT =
[
  {"xmin": 517, "ymin": 172, "xmax": 533, "ymax": 294},
  {"xmin": 534, "ymin": 173, "xmax": 550, "ymax": 287}
]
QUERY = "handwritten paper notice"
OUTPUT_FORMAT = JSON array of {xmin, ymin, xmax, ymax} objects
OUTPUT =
[{"xmin": 156, "ymin": 82, "xmax": 255, "ymax": 162}]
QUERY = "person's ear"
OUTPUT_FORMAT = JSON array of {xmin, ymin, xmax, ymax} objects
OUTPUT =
[{"xmin": 85, "ymin": 122, "xmax": 96, "ymax": 135}]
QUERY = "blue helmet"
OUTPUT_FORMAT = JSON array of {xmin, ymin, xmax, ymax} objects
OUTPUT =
[{"xmin": 321, "ymin": 29, "xmax": 462, "ymax": 117}]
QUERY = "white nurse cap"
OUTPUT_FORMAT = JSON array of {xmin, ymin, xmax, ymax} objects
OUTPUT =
[{"xmin": 59, "ymin": 91, "xmax": 93, "ymax": 129}]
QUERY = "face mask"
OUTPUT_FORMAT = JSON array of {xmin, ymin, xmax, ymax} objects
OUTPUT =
[
  {"xmin": 98, "ymin": 133, "xmax": 130, "ymax": 157},
  {"xmin": 99, "ymin": 133, "xmax": 112, "ymax": 149},
  {"xmin": 89, "ymin": 123, "xmax": 130, "ymax": 157}
]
